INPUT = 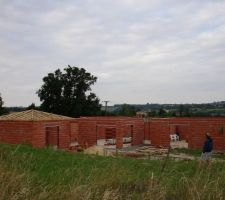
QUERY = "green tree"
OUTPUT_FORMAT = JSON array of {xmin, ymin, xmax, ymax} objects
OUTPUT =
[
  {"xmin": 178, "ymin": 105, "xmax": 192, "ymax": 117},
  {"xmin": 37, "ymin": 66, "xmax": 101, "ymax": 117},
  {"xmin": 147, "ymin": 110, "xmax": 157, "ymax": 117},
  {"xmin": 119, "ymin": 104, "xmax": 137, "ymax": 116},
  {"xmin": 26, "ymin": 103, "xmax": 38, "ymax": 110},
  {"xmin": 158, "ymin": 108, "xmax": 166, "ymax": 117},
  {"xmin": 169, "ymin": 110, "xmax": 177, "ymax": 117},
  {"xmin": 0, "ymin": 93, "xmax": 8, "ymax": 115},
  {"xmin": 178, "ymin": 105, "xmax": 184, "ymax": 117},
  {"xmin": 183, "ymin": 106, "xmax": 191, "ymax": 117},
  {"xmin": 0, "ymin": 94, "xmax": 3, "ymax": 109}
]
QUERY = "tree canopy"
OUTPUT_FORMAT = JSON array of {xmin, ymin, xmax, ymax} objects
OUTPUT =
[
  {"xmin": 0, "ymin": 93, "xmax": 8, "ymax": 115},
  {"xmin": 0, "ymin": 94, "xmax": 3, "ymax": 109},
  {"xmin": 37, "ymin": 66, "xmax": 101, "ymax": 117},
  {"xmin": 118, "ymin": 104, "xmax": 137, "ymax": 116},
  {"xmin": 26, "ymin": 103, "xmax": 38, "ymax": 110}
]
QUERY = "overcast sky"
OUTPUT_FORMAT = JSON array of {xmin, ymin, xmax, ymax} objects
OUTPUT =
[{"xmin": 0, "ymin": 0, "xmax": 225, "ymax": 106}]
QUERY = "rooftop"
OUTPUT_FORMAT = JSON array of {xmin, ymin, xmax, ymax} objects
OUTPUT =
[{"xmin": 0, "ymin": 109, "xmax": 74, "ymax": 121}]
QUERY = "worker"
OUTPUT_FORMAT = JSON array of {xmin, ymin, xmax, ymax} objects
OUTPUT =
[{"xmin": 200, "ymin": 132, "xmax": 213, "ymax": 168}]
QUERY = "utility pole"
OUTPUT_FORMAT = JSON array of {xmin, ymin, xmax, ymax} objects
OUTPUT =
[{"xmin": 103, "ymin": 100, "xmax": 109, "ymax": 113}]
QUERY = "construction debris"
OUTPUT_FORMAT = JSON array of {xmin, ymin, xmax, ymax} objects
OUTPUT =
[
  {"xmin": 84, "ymin": 145, "xmax": 114, "ymax": 156},
  {"xmin": 136, "ymin": 146, "xmax": 168, "ymax": 155},
  {"xmin": 170, "ymin": 140, "xmax": 188, "ymax": 149}
]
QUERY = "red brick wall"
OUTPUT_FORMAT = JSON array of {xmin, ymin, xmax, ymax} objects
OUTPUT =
[
  {"xmin": 105, "ymin": 127, "xmax": 116, "ymax": 139},
  {"xmin": 116, "ymin": 120, "xmax": 124, "ymax": 148},
  {"xmin": 77, "ymin": 120, "xmax": 97, "ymax": 147},
  {"xmin": 0, "ymin": 120, "xmax": 71, "ymax": 149},
  {"xmin": 148, "ymin": 119, "xmax": 170, "ymax": 147},
  {"xmin": 97, "ymin": 126, "xmax": 106, "ymax": 139},
  {"xmin": 0, "ymin": 118, "xmax": 134, "ymax": 149},
  {"xmin": 76, "ymin": 117, "xmax": 145, "ymax": 148},
  {"xmin": 58, "ymin": 121, "xmax": 70, "ymax": 149},
  {"xmin": 145, "ymin": 118, "xmax": 225, "ymax": 150},
  {"xmin": 0, "ymin": 121, "xmax": 33, "ymax": 145},
  {"xmin": 1, "ymin": 117, "xmax": 142, "ymax": 149},
  {"xmin": 70, "ymin": 122, "xmax": 79, "ymax": 142},
  {"xmin": 3, "ymin": 117, "xmax": 224, "ymax": 151},
  {"xmin": 32, "ymin": 122, "xmax": 46, "ymax": 148},
  {"xmin": 187, "ymin": 119, "xmax": 225, "ymax": 150},
  {"xmin": 177, "ymin": 125, "xmax": 189, "ymax": 141},
  {"xmin": 133, "ymin": 119, "xmax": 144, "ymax": 145},
  {"xmin": 46, "ymin": 127, "xmax": 59, "ymax": 146}
]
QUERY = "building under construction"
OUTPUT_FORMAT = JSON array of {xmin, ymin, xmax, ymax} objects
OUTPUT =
[{"xmin": 0, "ymin": 110, "xmax": 225, "ymax": 150}]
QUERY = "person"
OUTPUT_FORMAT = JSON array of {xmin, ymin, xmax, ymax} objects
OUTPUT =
[{"xmin": 200, "ymin": 132, "xmax": 213, "ymax": 167}]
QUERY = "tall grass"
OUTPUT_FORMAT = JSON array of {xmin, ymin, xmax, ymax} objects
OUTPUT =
[{"xmin": 0, "ymin": 143, "xmax": 225, "ymax": 200}]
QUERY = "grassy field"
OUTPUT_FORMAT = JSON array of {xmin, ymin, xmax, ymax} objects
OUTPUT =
[{"xmin": 0, "ymin": 143, "xmax": 225, "ymax": 200}]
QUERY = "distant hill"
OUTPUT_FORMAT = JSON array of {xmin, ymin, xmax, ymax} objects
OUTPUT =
[
  {"xmin": 114, "ymin": 101, "xmax": 225, "ymax": 110},
  {"xmin": 6, "ymin": 107, "xmax": 26, "ymax": 113},
  {"xmin": 103, "ymin": 101, "xmax": 225, "ymax": 117},
  {"xmin": 6, "ymin": 101, "xmax": 225, "ymax": 117}
]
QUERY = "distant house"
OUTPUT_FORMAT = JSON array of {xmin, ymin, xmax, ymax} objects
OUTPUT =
[{"xmin": 136, "ymin": 111, "xmax": 148, "ymax": 118}]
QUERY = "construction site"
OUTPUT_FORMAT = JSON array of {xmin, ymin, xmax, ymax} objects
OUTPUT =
[{"xmin": 0, "ymin": 109, "xmax": 225, "ymax": 160}]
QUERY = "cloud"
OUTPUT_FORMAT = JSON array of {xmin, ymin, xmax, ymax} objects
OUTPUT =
[{"xmin": 0, "ymin": 0, "xmax": 225, "ymax": 106}]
